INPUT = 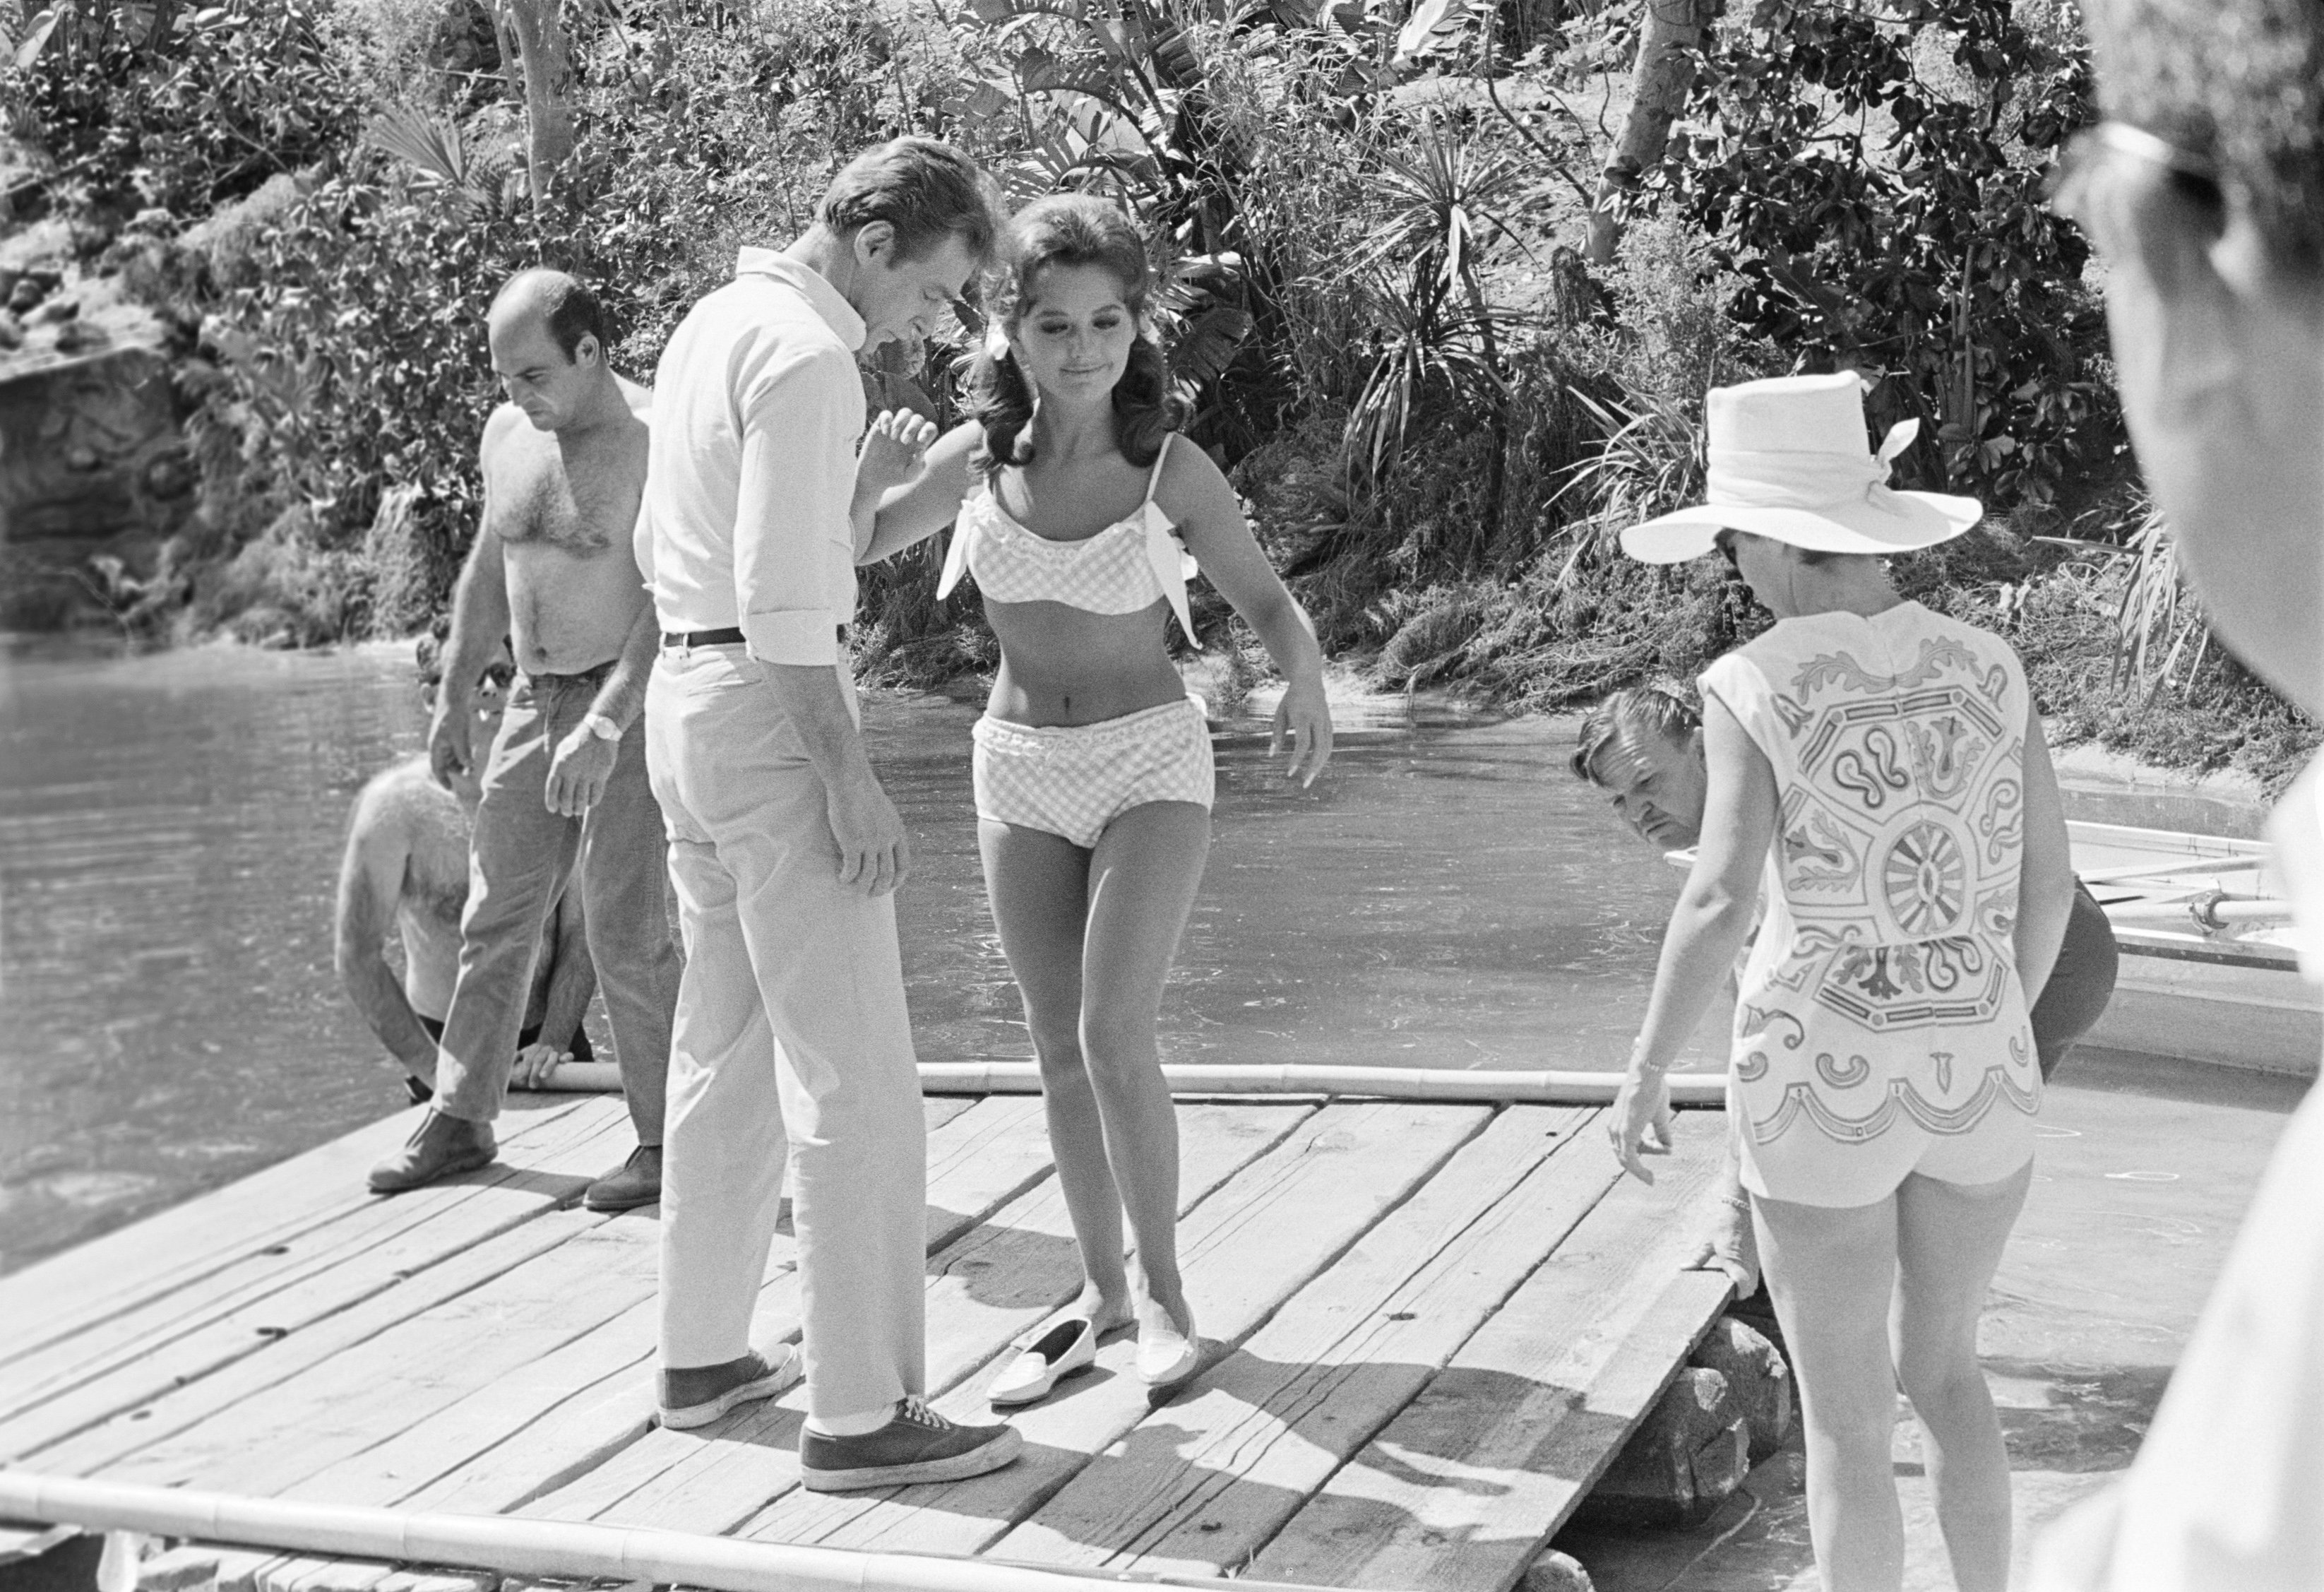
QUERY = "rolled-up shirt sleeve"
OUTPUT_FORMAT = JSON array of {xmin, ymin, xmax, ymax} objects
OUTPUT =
[{"xmin": 732, "ymin": 344, "xmax": 861, "ymax": 666}]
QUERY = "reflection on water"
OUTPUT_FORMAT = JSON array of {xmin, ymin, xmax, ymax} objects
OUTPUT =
[{"xmin": 0, "ymin": 640, "xmax": 1703, "ymax": 1275}]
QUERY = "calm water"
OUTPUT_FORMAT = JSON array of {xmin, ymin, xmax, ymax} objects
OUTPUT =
[{"xmin": 0, "ymin": 640, "xmax": 1712, "ymax": 1275}]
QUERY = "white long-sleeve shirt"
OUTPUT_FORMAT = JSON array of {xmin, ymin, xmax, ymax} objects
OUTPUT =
[{"xmin": 638, "ymin": 249, "xmax": 866, "ymax": 666}]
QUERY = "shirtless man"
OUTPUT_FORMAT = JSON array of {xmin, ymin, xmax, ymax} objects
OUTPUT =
[
  {"xmin": 367, "ymin": 270, "xmax": 681, "ymax": 1208},
  {"xmin": 335, "ymin": 634, "xmax": 598, "ymax": 1104}
]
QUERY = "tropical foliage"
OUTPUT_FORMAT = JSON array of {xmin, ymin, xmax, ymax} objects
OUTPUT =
[{"xmin": 4, "ymin": 0, "xmax": 2308, "ymax": 783}]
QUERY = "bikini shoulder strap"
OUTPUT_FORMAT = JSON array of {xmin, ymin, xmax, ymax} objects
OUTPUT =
[{"xmin": 1142, "ymin": 432, "xmax": 1174, "ymax": 504}]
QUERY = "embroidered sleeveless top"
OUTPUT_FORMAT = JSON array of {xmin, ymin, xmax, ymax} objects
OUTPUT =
[
  {"xmin": 937, "ymin": 434, "xmax": 1199, "ymax": 645},
  {"xmin": 1699, "ymin": 601, "xmax": 2042, "ymax": 1199}
]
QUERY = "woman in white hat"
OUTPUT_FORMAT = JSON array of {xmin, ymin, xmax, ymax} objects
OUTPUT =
[{"xmin": 1607, "ymin": 372, "xmax": 2076, "ymax": 1591}]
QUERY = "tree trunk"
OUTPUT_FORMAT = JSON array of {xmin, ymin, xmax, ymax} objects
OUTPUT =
[
  {"xmin": 1582, "ymin": 0, "xmax": 1720, "ymax": 264},
  {"xmin": 502, "ymin": 0, "xmax": 576, "ymax": 227}
]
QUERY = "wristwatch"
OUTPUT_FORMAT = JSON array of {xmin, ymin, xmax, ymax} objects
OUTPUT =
[{"xmin": 581, "ymin": 713, "xmax": 623, "ymax": 742}]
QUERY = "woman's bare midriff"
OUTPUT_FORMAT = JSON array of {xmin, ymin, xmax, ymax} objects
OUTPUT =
[{"xmin": 984, "ymin": 598, "xmax": 1186, "ymax": 727}]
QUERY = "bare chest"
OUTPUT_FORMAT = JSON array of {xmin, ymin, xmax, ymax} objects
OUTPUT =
[{"xmin": 485, "ymin": 428, "xmax": 645, "ymax": 558}]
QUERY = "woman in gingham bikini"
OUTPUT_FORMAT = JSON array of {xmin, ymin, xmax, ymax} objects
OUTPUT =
[{"xmin": 859, "ymin": 193, "xmax": 1333, "ymax": 1399}]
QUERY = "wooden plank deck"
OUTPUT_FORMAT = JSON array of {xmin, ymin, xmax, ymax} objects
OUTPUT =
[{"xmin": 0, "ymin": 1088, "xmax": 1734, "ymax": 1592}]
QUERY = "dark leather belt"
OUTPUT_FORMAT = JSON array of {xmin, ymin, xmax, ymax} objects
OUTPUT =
[{"xmin": 660, "ymin": 625, "xmax": 851, "ymax": 651}]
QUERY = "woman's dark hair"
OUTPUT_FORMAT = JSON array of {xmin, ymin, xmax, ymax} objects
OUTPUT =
[{"xmin": 965, "ymin": 193, "xmax": 1187, "ymax": 478}]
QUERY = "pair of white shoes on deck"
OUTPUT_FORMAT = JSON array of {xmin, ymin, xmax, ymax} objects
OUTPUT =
[{"xmin": 987, "ymin": 1306, "xmax": 1202, "ymax": 1406}]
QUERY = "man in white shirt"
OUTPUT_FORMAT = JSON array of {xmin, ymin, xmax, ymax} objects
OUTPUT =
[
  {"xmin": 2031, "ymin": 3, "xmax": 2324, "ymax": 1586},
  {"xmin": 638, "ymin": 137, "xmax": 1022, "ymax": 1489}
]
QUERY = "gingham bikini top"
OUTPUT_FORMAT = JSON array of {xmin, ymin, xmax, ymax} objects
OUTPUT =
[{"xmin": 937, "ymin": 434, "xmax": 1198, "ymax": 644}]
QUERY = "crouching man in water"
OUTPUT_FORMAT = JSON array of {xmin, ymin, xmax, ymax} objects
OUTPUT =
[
  {"xmin": 335, "ymin": 629, "xmax": 599, "ymax": 1102},
  {"xmin": 368, "ymin": 269, "xmax": 681, "ymax": 1211},
  {"xmin": 1572, "ymin": 682, "xmax": 2119, "ymax": 1285}
]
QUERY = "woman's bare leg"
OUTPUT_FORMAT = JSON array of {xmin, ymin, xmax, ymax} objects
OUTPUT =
[
  {"xmin": 1080, "ymin": 800, "xmax": 1210, "ymax": 1338},
  {"xmin": 1890, "ymin": 1162, "xmax": 2032, "ymax": 1592},
  {"xmin": 980, "ymin": 819, "xmax": 1130, "ymax": 1328},
  {"xmin": 1753, "ymin": 1190, "xmax": 1905, "ymax": 1592}
]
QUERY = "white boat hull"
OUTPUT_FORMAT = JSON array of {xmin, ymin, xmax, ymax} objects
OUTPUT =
[{"xmin": 2070, "ymin": 820, "xmax": 2320, "ymax": 1076}]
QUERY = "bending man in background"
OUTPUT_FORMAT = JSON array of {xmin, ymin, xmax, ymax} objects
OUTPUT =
[
  {"xmin": 335, "ymin": 626, "xmax": 598, "ymax": 1103},
  {"xmin": 1573, "ymin": 682, "xmax": 2120, "ymax": 1079},
  {"xmin": 368, "ymin": 270, "xmax": 679, "ymax": 1213}
]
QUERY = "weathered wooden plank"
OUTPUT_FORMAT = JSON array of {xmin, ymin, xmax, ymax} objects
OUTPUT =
[
  {"xmin": 376, "ymin": 1095, "xmax": 1059, "ymax": 1516},
  {"xmin": 0, "ymin": 1097, "xmax": 600, "ymax": 1372},
  {"xmin": 258, "ymin": 1555, "xmax": 394, "ymax": 1592},
  {"xmin": 210, "ymin": 1548, "xmax": 296, "ymax": 1592},
  {"xmin": 989, "ymin": 1105, "xmax": 1609, "ymax": 1576},
  {"xmin": 1244, "ymin": 1130, "xmax": 1732, "ymax": 1592},
  {"xmin": 24, "ymin": 1098, "xmax": 1003, "ymax": 1490},
  {"xmin": 30, "ymin": 1202, "xmax": 616, "ymax": 1483},
  {"xmin": 97, "ymin": 1210, "xmax": 663, "ymax": 1496},
  {"xmin": 540, "ymin": 1102, "xmax": 1318, "ymax": 1535},
  {"xmin": 922, "ymin": 1095, "xmax": 979, "ymax": 1134},
  {"xmin": 0, "ymin": 1100, "xmax": 634, "ymax": 1460},
  {"xmin": 739, "ymin": 1100, "xmax": 1498, "ymax": 1561}
]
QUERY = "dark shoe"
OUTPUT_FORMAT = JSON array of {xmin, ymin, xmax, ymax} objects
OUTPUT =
[
  {"xmin": 584, "ymin": 1145, "xmax": 662, "ymax": 1212},
  {"xmin": 403, "ymin": 1074, "xmax": 434, "ymax": 1106},
  {"xmin": 799, "ymin": 1396, "xmax": 1023, "ymax": 1492},
  {"xmin": 660, "ymin": 1347, "xmax": 801, "ymax": 1430},
  {"xmin": 367, "ymin": 1110, "xmax": 495, "ymax": 1194}
]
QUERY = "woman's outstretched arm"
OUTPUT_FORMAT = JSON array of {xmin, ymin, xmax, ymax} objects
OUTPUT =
[
  {"xmin": 1162, "ymin": 439, "xmax": 1333, "ymax": 786},
  {"xmin": 1609, "ymin": 693, "xmax": 1780, "ymax": 1181},
  {"xmin": 857, "ymin": 422, "xmax": 982, "ymax": 566}
]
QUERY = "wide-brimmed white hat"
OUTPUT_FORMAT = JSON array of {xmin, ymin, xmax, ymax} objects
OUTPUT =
[{"xmin": 1619, "ymin": 372, "xmax": 1983, "ymax": 564}]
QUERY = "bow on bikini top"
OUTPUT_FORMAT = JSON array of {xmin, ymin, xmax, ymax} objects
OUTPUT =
[{"xmin": 937, "ymin": 434, "xmax": 1199, "ymax": 646}]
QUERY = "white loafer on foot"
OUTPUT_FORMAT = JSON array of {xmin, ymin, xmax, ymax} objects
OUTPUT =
[
  {"xmin": 1134, "ymin": 1313, "xmax": 1201, "ymax": 1388},
  {"xmin": 989, "ymin": 1317, "xmax": 1099, "ymax": 1407}
]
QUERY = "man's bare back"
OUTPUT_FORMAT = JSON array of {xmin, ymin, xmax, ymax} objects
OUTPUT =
[
  {"xmin": 338, "ymin": 755, "xmax": 562, "ymax": 1033},
  {"xmin": 481, "ymin": 377, "xmax": 654, "ymax": 676}
]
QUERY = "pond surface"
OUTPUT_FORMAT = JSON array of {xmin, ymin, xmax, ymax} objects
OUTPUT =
[
  {"xmin": 0, "ymin": 638, "xmax": 2273, "ymax": 1276},
  {"xmin": 0, "ymin": 638, "xmax": 1715, "ymax": 1274}
]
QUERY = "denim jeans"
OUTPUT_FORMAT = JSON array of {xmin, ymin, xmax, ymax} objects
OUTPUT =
[
  {"xmin": 646, "ymin": 643, "xmax": 926, "ymax": 1423},
  {"xmin": 433, "ymin": 665, "xmax": 678, "ymax": 1144}
]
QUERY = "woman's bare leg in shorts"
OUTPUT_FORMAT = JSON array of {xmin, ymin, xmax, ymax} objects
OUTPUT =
[
  {"xmin": 1890, "ymin": 1162, "xmax": 2032, "ymax": 1592},
  {"xmin": 1752, "ymin": 1191, "xmax": 1906, "ymax": 1591},
  {"xmin": 1079, "ymin": 801, "xmax": 1209, "ymax": 1340},
  {"xmin": 983, "ymin": 821, "xmax": 1128, "ymax": 1329},
  {"xmin": 982, "ymin": 802, "xmax": 1210, "ymax": 1338}
]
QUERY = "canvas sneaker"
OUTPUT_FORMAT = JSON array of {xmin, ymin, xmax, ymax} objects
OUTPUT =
[{"xmin": 798, "ymin": 1396, "xmax": 1023, "ymax": 1492}]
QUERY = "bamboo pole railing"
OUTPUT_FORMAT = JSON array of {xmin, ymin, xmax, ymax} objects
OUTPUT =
[
  {"xmin": 912, "ymin": 1062, "xmax": 1727, "ymax": 1107},
  {"xmin": 532, "ymin": 1059, "xmax": 1726, "ymax": 1105},
  {"xmin": 0, "ymin": 1473, "xmax": 1376, "ymax": 1592}
]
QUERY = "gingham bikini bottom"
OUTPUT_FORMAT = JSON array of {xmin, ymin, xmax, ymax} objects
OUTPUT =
[{"xmin": 971, "ymin": 696, "xmax": 1214, "ymax": 850}]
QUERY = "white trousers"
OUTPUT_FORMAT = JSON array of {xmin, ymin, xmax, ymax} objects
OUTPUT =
[{"xmin": 645, "ymin": 645, "xmax": 926, "ymax": 1424}]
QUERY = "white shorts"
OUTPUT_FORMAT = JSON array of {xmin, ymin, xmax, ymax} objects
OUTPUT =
[{"xmin": 971, "ymin": 697, "xmax": 1214, "ymax": 849}]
